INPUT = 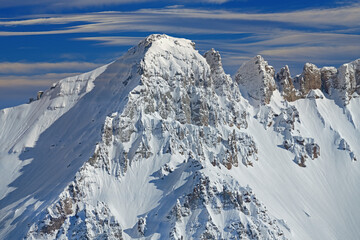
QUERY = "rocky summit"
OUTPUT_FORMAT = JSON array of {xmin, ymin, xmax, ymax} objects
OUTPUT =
[{"xmin": 0, "ymin": 34, "xmax": 360, "ymax": 240}]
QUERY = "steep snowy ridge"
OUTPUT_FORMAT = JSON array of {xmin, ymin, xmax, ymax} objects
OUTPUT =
[
  {"xmin": 0, "ymin": 34, "xmax": 360, "ymax": 239},
  {"xmin": 0, "ymin": 64, "xmax": 109, "ymax": 202},
  {"xmin": 0, "ymin": 36, "xmax": 150, "ymax": 238}
]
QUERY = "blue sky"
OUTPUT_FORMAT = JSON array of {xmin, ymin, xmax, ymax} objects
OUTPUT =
[{"xmin": 0, "ymin": 0, "xmax": 359, "ymax": 109}]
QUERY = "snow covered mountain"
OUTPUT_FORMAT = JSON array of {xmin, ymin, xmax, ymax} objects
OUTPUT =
[{"xmin": 0, "ymin": 34, "xmax": 360, "ymax": 240}]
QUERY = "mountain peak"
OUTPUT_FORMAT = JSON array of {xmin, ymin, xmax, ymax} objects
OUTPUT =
[
  {"xmin": 1, "ymin": 35, "xmax": 360, "ymax": 240},
  {"xmin": 139, "ymin": 34, "xmax": 196, "ymax": 51}
]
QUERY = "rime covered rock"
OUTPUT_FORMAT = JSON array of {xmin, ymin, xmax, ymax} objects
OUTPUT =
[
  {"xmin": 335, "ymin": 135, "xmax": 357, "ymax": 162},
  {"xmin": 235, "ymin": 55, "xmax": 276, "ymax": 105},
  {"xmin": 204, "ymin": 48, "xmax": 223, "ymax": 75},
  {"xmin": 204, "ymin": 48, "xmax": 232, "ymax": 95},
  {"xmin": 168, "ymin": 174, "xmax": 285, "ymax": 240},
  {"xmin": 333, "ymin": 59, "xmax": 360, "ymax": 103}
]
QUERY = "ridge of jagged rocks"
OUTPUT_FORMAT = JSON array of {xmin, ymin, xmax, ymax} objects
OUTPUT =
[
  {"xmin": 236, "ymin": 55, "xmax": 360, "ymax": 105},
  {"xmin": 320, "ymin": 66, "xmax": 337, "ymax": 94}
]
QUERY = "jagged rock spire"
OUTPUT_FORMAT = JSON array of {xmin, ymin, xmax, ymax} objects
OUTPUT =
[
  {"xmin": 203, "ymin": 48, "xmax": 238, "ymax": 99},
  {"xmin": 320, "ymin": 67, "xmax": 337, "ymax": 95},
  {"xmin": 235, "ymin": 55, "xmax": 276, "ymax": 105},
  {"xmin": 279, "ymin": 59, "xmax": 360, "ymax": 104},
  {"xmin": 276, "ymin": 65, "xmax": 298, "ymax": 101},
  {"xmin": 204, "ymin": 48, "xmax": 224, "ymax": 74},
  {"xmin": 294, "ymin": 63, "xmax": 322, "ymax": 96},
  {"xmin": 334, "ymin": 59, "xmax": 360, "ymax": 103}
]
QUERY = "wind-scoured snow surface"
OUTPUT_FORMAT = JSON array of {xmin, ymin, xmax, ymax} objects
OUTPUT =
[{"xmin": 0, "ymin": 34, "xmax": 359, "ymax": 240}]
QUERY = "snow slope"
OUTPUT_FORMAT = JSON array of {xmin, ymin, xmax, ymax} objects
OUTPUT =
[{"xmin": 0, "ymin": 34, "xmax": 359, "ymax": 240}]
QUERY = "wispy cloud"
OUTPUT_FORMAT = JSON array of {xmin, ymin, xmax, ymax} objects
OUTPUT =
[
  {"xmin": 0, "ymin": 0, "xmax": 146, "ymax": 9},
  {"xmin": 0, "ymin": 72, "xmax": 82, "ymax": 87},
  {"xmin": 0, "ymin": 0, "xmax": 230, "ymax": 9},
  {"xmin": 260, "ymin": 46, "xmax": 360, "ymax": 61},
  {"xmin": 0, "ymin": 61, "xmax": 99, "ymax": 74},
  {"xmin": 76, "ymin": 36, "xmax": 144, "ymax": 45},
  {"xmin": 195, "ymin": 31, "xmax": 360, "ymax": 57},
  {"xmin": 0, "ymin": 61, "xmax": 99, "ymax": 93},
  {"xmin": 0, "ymin": 11, "xmax": 233, "ymax": 36},
  {"xmin": 238, "ymin": 32, "xmax": 360, "ymax": 47},
  {"xmin": 1, "ymin": 4, "xmax": 359, "ymax": 36},
  {"xmin": 0, "ymin": 5, "xmax": 359, "ymax": 74},
  {"xmin": 137, "ymin": 5, "xmax": 360, "ymax": 28}
]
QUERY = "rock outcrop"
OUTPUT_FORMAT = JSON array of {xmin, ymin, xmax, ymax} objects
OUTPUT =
[
  {"xmin": 320, "ymin": 67, "xmax": 337, "ymax": 94},
  {"xmin": 273, "ymin": 60, "xmax": 360, "ymax": 104},
  {"xmin": 235, "ymin": 55, "xmax": 276, "ymax": 105},
  {"xmin": 204, "ymin": 48, "xmax": 236, "ymax": 98},
  {"xmin": 204, "ymin": 48, "xmax": 223, "ymax": 74},
  {"xmin": 276, "ymin": 65, "xmax": 299, "ymax": 101},
  {"xmin": 294, "ymin": 63, "xmax": 322, "ymax": 96},
  {"xmin": 333, "ymin": 59, "xmax": 360, "ymax": 103},
  {"xmin": 235, "ymin": 55, "xmax": 360, "ymax": 105}
]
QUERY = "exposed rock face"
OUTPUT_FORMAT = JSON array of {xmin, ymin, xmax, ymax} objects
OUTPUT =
[
  {"xmin": 276, "ymin": 65, "xmax": 299, "ymax": 101},
  {"xmin": 235, "ymin": 55, "xmax": 276, "ymax": 105},
  {"xmin": 204, "ymin": 48, "xmax": 236, "ymax": 98},
  {"xmin": 273, "ymin": 59, "xmax": 360, "ymax": 104},
  {"xmin": 236, "ymin": 56, "xmax": 360, "ymax": 105},
  {"xmin": 336, "ymin": 137, "xmax": 357, "ymax": 162},
  {"xmin": 204, "ymin": 48, "xmax": 223, "ymax": 74},
  {"xmin": 37, "ymin": 91, "xmax": 44, "ymax": 100},
  {"xmin": 320, "ymin": 67, "xmax": 337, "ymax": 94},
  {"xmin": 203, "ymin": 48, "xmax": 248, "ymax": 129},
  {"xmin": 334, "ymin": 59, "xmax": 360, "ymax": 103},
  {"xmin": 295, "ymin": 63, "xmax": 322, "ymax": 96}
]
